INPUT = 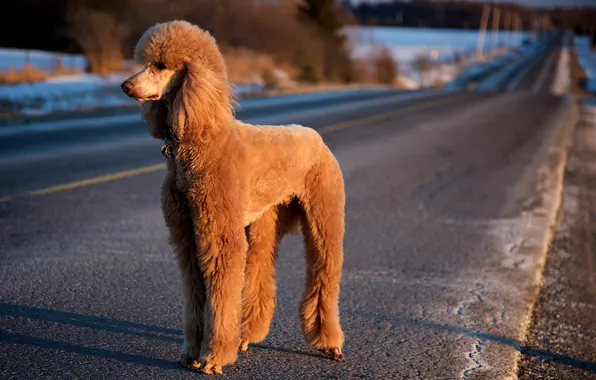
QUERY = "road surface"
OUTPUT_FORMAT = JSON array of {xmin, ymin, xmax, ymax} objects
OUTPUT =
[{"xmin": 1, "ymin": 34, "xmax": 591, "ymax": 379}]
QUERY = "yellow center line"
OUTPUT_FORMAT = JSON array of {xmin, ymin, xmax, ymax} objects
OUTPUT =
[
  {"xmin": 21, "ymin": 164, "xmax": 166, "ymax": 198},
  {"xmin": 318, "ymin": 95, "xmax": 457, "ymax": 135},
  {"xmin": 0, "ymin": 94, "xmax": 462, "ymax": 202}
]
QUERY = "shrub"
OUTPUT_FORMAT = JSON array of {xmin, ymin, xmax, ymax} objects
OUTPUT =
[
  {"xmin": 299, "ymin": 64, "xmax": 321, "ymax": 84},
  {"xmin": 372, "ymin": 47, "xmax": 398, "ymax": 85},
  {"xmin": 66, "ymin": 7, "xmax": 128, "ymax": 75},
  {"xmin": 414, "ymin": 54, "xmax": 433, "ymax": 87},
  {"xmin": 261, "ymin": 68, "xmax": 279, "ymax": 89}
]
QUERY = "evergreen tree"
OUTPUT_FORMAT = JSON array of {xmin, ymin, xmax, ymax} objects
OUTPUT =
[
  {"xmin": 297, "ymin": 0, "xmax": 353, "ymax": 82},
  {"xmin": 298, "ymin": 0, "xmax": 344, "ymax": 38}
]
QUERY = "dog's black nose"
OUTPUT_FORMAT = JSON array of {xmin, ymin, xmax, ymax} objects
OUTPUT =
[{"xmin": 121, "ymin": 81, "xmax": 133, "ymax": 94}]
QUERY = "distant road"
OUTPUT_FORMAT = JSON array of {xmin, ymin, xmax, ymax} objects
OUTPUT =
[{"xmin": 0, "ymin": 33, "xmax": 583, "ymax": 379}]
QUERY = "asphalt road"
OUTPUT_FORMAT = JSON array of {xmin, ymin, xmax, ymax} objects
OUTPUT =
[{"xmin": 0, "ymin": 38, "xmax": 586, "ymax": 379}]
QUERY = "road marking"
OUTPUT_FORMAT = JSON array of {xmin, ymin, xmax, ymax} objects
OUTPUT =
[
  {"xmin": 0, "ymin": 94, "xmax": 463, "ymax": 202},
  {"xmin": 505, "ymin": 53, "xmax": 543, "ymax": 92},
  {"xmin": 532, "ymin": 50, "xmax": 558, "ymax": 94},
  {"xmin": 20, "ymin": 164, "xmax": 166, "ymax": 198},
  {"xmin": 317, "ymin": 95, "xmax": 459, "ymax": 135}
]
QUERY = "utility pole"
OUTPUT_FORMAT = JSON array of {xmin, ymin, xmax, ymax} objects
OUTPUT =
[
  {"xmin": 514, "ymin": 14, "xmax": 521, "ymax": 48},
  {"xmin": 490, "ymin": 7, "xmax": 501, "ymax": 58},
  {"xmin": 504, "ymin": 11, "xmax": 512, "ymax": 53},
  {"xmin": 476, "ymin": 4, "xmax": 491, "ymax": 61},
  {"xmin": 542, "ymin": 15, "xmax": 550, "ymax": 34}
]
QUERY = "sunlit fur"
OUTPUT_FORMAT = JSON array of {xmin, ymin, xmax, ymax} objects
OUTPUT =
[{"xmin": 122, "ymin": 20, "xmax": 346, "ymax": 375}]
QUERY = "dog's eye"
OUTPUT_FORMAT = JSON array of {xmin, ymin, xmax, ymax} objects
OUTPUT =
[{"xmin": 155, "ymin": 62, "xmax": 167, "ymax": 70}]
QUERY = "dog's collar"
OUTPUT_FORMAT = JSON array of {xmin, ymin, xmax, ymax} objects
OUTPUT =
[{"xmin": 161, "ymin": 125, "xmax": 180, "ymax": 158}]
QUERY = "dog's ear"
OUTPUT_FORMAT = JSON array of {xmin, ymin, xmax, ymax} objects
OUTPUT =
[
  {"xmin": 172, "ymin": 61, "xmax": 234, "ymax": 142},
  {"xmin": 141, "ymin": 100, "xmax": 168, "ymax": 140}
]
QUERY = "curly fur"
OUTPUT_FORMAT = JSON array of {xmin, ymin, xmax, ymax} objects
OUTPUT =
[{"xmin": 124, "ymin": 20, "xmax": 346, "ymax": 374}]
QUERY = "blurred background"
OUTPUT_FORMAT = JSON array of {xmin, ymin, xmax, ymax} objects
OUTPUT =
[
  {"xmin": 2, "ymin": 2, "xmax": 596, "ymax": 379},
  {"xmin": 0, "ymin": 0, "xmax": 594, "ymax": 119}
]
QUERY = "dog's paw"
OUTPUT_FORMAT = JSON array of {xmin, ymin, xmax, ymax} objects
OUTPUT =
[
  {"xmin": 177, "ymin": 355, "xmax": 201, "ymax": 369},
  {"xmin": 239, "ymin": 339, "xmax": 249, "ymax": 352},
  {"xmin": 177, "ymin": 349, "xmax": 201, "ymax": 369},
  {"xmin": 200, "ymin": 362, "xmax": 223, "ymax": 375},
  {"xmin": 320, "ymin": 347, "xmax": 345, "ymax": 361}
]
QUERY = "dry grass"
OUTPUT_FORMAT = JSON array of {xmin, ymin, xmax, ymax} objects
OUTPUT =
[
  {"xmin": 221, "ymin": 47, "xmax": 277, "ymax": 84},
  {"xmin": 0, "ymin": 63, "xmax": 48, "ymax": 84},
  {"xmin": 0, "ymin": 59, "xmax": 83, "ymax": 85},
  {"xmin": 221, "ymin": 46, "xmax": 301, "ymax": 89}
]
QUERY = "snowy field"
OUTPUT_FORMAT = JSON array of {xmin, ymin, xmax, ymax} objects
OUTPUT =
[
  {"xmin": 0, "ymin": 26, "xmax": 534, "ymax": 116},
  {"xmin": 0, "ymin": 47, "xmax": 264, "ymax": 116},
  {"xmin": 345, "ymin": 26, "xmax": 533, "ymax": 88},
  {"xmin": 345, "ymin": 26, "xmax": 531, "ymax": 63},
  {"xmin": 573, "ymin": 36, "xmax": 596, "ymax": 93}
]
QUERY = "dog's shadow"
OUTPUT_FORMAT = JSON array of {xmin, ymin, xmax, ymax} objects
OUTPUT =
[
  {"xmin": 1, "ymin": 302, "xmax": 596, "ymax": 375},
  {"xmin": 0, "ymin": 302, "xmax": 319, "ymax": 373}
]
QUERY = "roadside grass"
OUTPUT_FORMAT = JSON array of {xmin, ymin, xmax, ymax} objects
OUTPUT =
[{"xmin": 0, "ymin": 60, "xmax": 83, "ymax": 85}]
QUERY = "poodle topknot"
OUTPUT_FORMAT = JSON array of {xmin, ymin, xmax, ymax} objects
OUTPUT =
[{"xmin": 134, "ymin": 20, "xmax": 228, "ymax": 76}]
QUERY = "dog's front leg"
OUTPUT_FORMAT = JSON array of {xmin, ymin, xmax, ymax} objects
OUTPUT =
[
  {"xmin": 161, "ymin": 175, "xmax": 205, "ymax": 369},
  {"xmin": 188, "ymin": 194, "xmax": 248, "ymax": 375}
]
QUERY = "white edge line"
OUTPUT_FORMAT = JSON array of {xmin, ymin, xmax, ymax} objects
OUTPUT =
[{"xmin": 532, "ymin": 49, "xmax": 558, "ymax": 93}]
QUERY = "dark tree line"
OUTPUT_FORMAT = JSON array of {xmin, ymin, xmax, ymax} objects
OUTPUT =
[
  {"xmin": 0, "ymin": 0, "xmax": 357, "ymax": 82},
  {"xmin": 345, "ymin": 0, "xmax": 595, "ymax": 45},
  {"xmin": 0, "ymin": 0, "xmax": 593, "ymax": 65}
]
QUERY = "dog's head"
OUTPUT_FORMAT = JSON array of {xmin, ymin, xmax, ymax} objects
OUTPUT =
[{"xmin": 121, "ymin": 20, "xmax": 234, "ymax": 142}]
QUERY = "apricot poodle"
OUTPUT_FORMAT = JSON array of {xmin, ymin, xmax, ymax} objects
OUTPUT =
[{"xmin": 121, "ymin": 20, "xmax": 346, "ymax": 375}]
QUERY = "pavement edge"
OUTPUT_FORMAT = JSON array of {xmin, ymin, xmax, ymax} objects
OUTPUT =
[{"xmin": 508, "ymin": 96, "xmax": 579, "ymax": 379}]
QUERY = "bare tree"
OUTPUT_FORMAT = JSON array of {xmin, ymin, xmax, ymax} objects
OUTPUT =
[
  {"xmin": 372, "ymin": 47, "xmax": 398, "ymax": 85},
  {"xmin": 66, "ymin": 7, "xmax": 128, "ymax": 74},
  {"xmin": 413, "ymin": 54, "xmax": 433, "ymax": 87}
]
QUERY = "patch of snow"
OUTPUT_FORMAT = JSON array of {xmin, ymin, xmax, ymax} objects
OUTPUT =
[
  {"xmin": 0, "ymin": 48, "xmax": 88, "ymax": 71},
  {"xmin": 396, "ymin": 75, "xmax": 419, "ymax": 89},
  {"xmin": 0, "ymin": 47, "xmax": 136, "ymax": 72},
  {"xmin": 232, "ymin": 83, "xmax": 266, "ymax": 94},
  {"xmin": 574, "ymin": 36, "xmax": 596, "ymax": 93},
  {"xmin": 345, "ymin": 26, "xmax": 531, "ymax": 63},
  {"xmin": 551, "ymin": 40, "xmax": 571, "ymax": 96},
  {"xmin": 0, "ymin": 69, "xmax": 271, "ymax": 116},
  {"xmin": 0, "ymin": 47, "xmax": 298, "ymax": 115},
  {"xmin": 0, "ymin": 72, "xmax": 134, "ymax": 115}
]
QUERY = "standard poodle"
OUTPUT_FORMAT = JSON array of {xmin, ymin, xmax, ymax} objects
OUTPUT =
[{"xmin": 121, "ymin": 20, "xmax": 346, "ymax": 375}]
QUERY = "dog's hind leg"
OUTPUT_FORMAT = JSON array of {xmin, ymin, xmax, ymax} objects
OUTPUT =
[
  {"xmin": 161, "ymin": 174, "xmax": 205, "ymax": 369},
  {"xmin": 240, "ymin": 207, "xmax": 281, "ymax": 351},
  {"xmin": 299, "ymin": 157, "xmax": 346, "ymax": 361}
]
